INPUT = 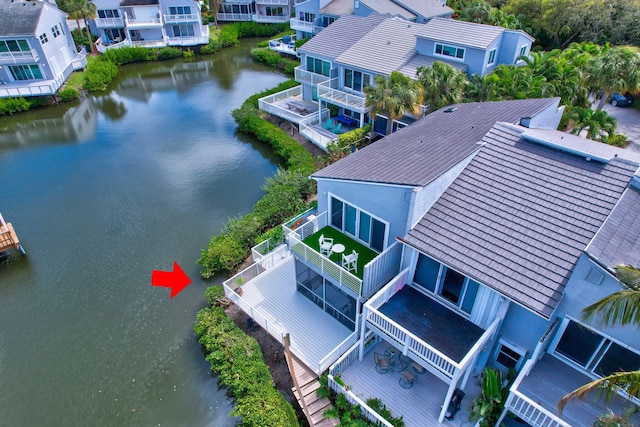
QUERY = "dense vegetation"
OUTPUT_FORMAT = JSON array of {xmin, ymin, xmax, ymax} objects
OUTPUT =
[{"xmin": 194, "ymin": 286, "xmax": 299, "ymax": 427}]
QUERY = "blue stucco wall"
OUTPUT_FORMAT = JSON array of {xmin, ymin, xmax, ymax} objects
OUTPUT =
[
  {"xmin": 315, "ymin": 178, "xmax": 414, "ymax": 250},
  {"xmin": 353, "ymin": 1, "xmax": 373, "ymax": 17},
  {"xmin": 415, "ymin": 37, "xmax": 494, "ymax": 77},
  {"xmin": 499, "ymin": 301, "xmax": 551, "ymax": 355},
  {"xmin": 496, "ymin": 30, "xmax": 532, "ymax": 66}
]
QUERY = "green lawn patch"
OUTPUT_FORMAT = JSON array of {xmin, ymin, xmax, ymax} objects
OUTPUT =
[{"xmin": 302, "ymin": 226, "xmax": 378, "ymax": 279}]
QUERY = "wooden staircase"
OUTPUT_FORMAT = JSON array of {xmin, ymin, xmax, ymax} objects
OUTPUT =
[{"xmin": 284, "ymin": 336, "xmax": 339, "ymax": 427}]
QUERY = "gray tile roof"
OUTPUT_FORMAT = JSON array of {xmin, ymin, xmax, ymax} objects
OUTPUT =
[
  {"xmin": 393, "ymin": 0, "xmax": 453, "ymax": 19},
  {"xmin": 401, "ymin": 123, "xmax": 639, "ymax": 318},
  {"xmin": 586, "ymin": 180, "xmax": 640, "ymax": 269},
  {"xmin": 335, "ymin": 17, "xmax": 426, "ymax": 75},
  {"xmin": 358, "ymin": 0, "xmax": 416, "ymax": 20},
  {"xmin": 417, "ymin": 17, "xmax": 504, "ymax": 49},
  {"xmin": 0, "ymin": 0, "xmax": 47, "ymax": 36},
  {"xmin": 319, "ymin": 0, "xmax": 354, "ymax": 16},
  {"xmin": 312, "ymin": 98, "xmax": 560, "ymax": 186},
  {"xmin": 121, "ymin": 0, "xmax": 159, "ymax": 5},
  {"xmin": 398, "ymin": 54, "xmax": 467, "ymax": 78},
  {"xmin": 298, "ymin": 14, "xmax": 387, "ymax": 60}
]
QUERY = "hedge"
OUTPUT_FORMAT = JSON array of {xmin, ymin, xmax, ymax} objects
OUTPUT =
[
  {"xmin": 0, "ymin": 97, "xmax": 32, "ymax": 115},
  {"xmin": 250, "ymin": 48, "xmax": 299, "ymax": 75},
  {"xmin": 194, "ymin": 297, "xmax": 299, "ymax": 427}
]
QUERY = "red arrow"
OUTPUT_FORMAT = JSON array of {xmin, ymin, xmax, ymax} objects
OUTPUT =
[{"xmin": 151, "ymin": 262, "xmax": 191, "ymax": 298}]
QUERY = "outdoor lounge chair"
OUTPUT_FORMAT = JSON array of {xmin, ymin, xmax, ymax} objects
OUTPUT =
[
  {"xmin": 374, "ymin": 352, "xmax": 390, "ymax": 374},
  {"xmin": 342, "ymin": 250, "xmax": 358, "ymax": 273},
  {"xmin": 333, "ymin": 122, "xmax": 342, "ymax": 134},
  {"xmin": 323, "ymin": 119, "xmax": 333, "ymax": 130},
  {"xmin": 319, "ymin": 234, "xmax": 334, "ymax": 257}
]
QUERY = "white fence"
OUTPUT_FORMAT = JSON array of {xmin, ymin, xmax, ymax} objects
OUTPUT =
[
  {"xmin": 253, "ymin": 14, "xmax": 289, "ymax": 23},
  {"xmin": 361, "ymin": 242, "xmax": 402, "ymax": 299},
  {"xmin": 164, "ymin": 13, "xmax": 200, "ymax": 23},
  {"xmin": 299, "ymin": 110, "xmax": 336, "ymax": 151},
  {"xmin": 318, "ymin": 78, "xmax": 367, "ymax": 111},
  {"xmin": 258, "ymin": 85, "xmax": 307, "ymax": 123},
  {"xmin": 294, "ymin": 66, "xmax": 330, "ymax": 86},
  {"xmin": 217, "ymin": 13, "xmax": 253, "ymax": 21}
]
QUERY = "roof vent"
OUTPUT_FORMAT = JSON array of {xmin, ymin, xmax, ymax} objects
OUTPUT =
[
  {"xmin": 387, "ymin": 41, "xmax": 391, "ymax": 45},
  {"xmin": 443, "ymin": 107, "xmax": 457, "ymax": 113}
]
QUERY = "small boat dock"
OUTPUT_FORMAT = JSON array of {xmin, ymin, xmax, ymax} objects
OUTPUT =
[{"xmin": 0, "ymin": 212, "xmax": 25, "ymax": 255}]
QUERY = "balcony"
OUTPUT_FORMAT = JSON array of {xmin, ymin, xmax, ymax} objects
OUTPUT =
[
  {"xmin": 290, "ymin": 18, "xmax": 314, "ymax": 33},
  {"xmin": 163, "ymin": 13, "xmax": 200, "ymax": 24},
  {"xmin": 294, "ymin": 66, "xmax": 330, "ymax": 86},
  {"xmin": 504, "ymin": 355, "xmax": 640, "ymax": 427},
  {"xmin": 216, "ymin": 12, "xmax": 253, "ymax": 21},
  {"xmin": 257, "ymin": 85, "xmax": 320, "ymax": 124},
  {"xmin": 298, "ymin": 109, "xmax": 338, "ymax": 151},
  {"xmin": 253, "ymin": 14, "xmax": 290, "ymax": 23},
  {"xmin": 94, "ymin": 16, "xmax": 125, "ymax": 28},
  {"xmin": 318, "ymin": 78, "xmax": 367, "ymax": 112},
  {"xmin": 124, "ymin": 15, "xmax": 163, "ymax": 28},
  {"xmin": 268, "ymin": 36, "xmax": 298, "ymax": 57},
  {"xmin": 256, "ymin": 0, "xmax": 289, "ymax": 4},
  {"xmin": 0, "ymin": 50, "xmax": 38, "ymax": 64}
]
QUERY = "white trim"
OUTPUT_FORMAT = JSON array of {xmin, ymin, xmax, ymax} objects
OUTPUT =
[
  {"xmin": 493, "ymin": 338, "xmax": 527, "ymax": 372},
  {"xmin": 487, "ymin": 48, "xmax": 497, "ymax": 65},
  {"xmin": 434, "ymin": 42, "xmax": 465, "ymax": 62}
]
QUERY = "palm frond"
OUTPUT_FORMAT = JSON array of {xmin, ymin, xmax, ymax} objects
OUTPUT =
[{"xmin": 558, "ymin": 371, "xmax": 640, "ymax": 414}]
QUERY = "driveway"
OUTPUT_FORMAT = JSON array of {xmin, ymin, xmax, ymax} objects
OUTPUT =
[{"xmin": 602, "ymin": 103, "xmax": 640, "ymax": 152}]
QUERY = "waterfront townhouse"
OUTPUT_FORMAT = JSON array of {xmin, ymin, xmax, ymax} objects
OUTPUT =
[
  {"xmin": 291, "ymin": 0, "xmax": 453, "ymax": 39},
  {"xmin": 90, "ymin": 0, "xmax": 209, "ymax": 52},
  {"xmin": 260, "ymin": 14, "xmax": 535, "ymax": 150},
  {"xmin": 217, "ymin": 0, "xmax": 293, "ymax": 24},
  {"xmin": 0, "ymin": 0, "xmax": 87, "ymax": 98}
]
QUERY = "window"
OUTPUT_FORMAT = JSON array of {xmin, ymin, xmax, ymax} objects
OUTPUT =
[
  {"xmin": 306, "ymin": 56, "xmax": 330, "ymax": 77},
  {"xmin": 52, "ymin": 25, "xmax": 61, "ymax": 38},
  {"xmin": 413, "ymin": 254, "xmax": 480, "ymax": 314},
  {"xmin": 172, "ymin": 25, "xmax": 194, "ymax": 37},
  {"xmin": 554, "ymin": 319, "xmax": 640, "ymax": 378},
  {"xmin": 39, "ymin": 33, "xmax": 48, "ymax": 45},
  {"xmin": 435, "ymin": 43, "xmax": 464, "ymax": 60},
  {"xmin": 330, "ymin": 195, "xmax": 386, "ymax": 252},
  {"xmin": 585, "ymin": 267, "xmax": 604, "ymax": 285},
  {"xmin": 9, "ymin": 64, "xmax": 43, "ymax": 81},
  {"xmin": 0, "ymin": 39, "xmax": 30, "ymax": 52},
  {"xmin": 169, "ymin": 6, "xmax": 191, "ymax": 15},
  {"xmin": 98, "ymin": 9, "xmax": 120, "ymax": 18},
  {"xmin": 487, "ymin": 48, "xmax": 496, "ymax": 65},
  {"xmin": 494, "ymin": 340, "xmax": 526, "ymax": 371},
  {"xmin": 344, "ymin": 68, "xmax": 370, "ymax": 92},
  {"xmin": 519, "ymin": 45, "xmax": 527, "ymax": 58},
  {"xmin": 266, "ymin": 6, "xmax": 283, "ymax": 16},
  {"xmin": 298, "ymin": 12, "xmax": 315, "ymax": 23},
  {"xmin": 322, "ymin": 16, "xmax": 336, "ymax": 27}
]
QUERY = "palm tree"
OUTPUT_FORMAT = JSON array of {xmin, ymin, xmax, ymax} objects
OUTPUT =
[
  {"xmin": 586, "ymin": 47, "xmax": 640, "ymax": 111},
  {"xmin": 566, "ymin": 106, "xmax": 617, "ymax": 142},
  {"xmin": 60, "ymin": 0, "xmax": 97, "ymax": 54},
  {"xmin": 417, "ymin": 62, "xmax": 467, "ymax": 114},
  {"xmin": 364, "ymin": 71, "xmax": 424, "ymax": 136},
  {"xmin": 559, "ymin": 265, "xmax": 640, "ymax": 413}
]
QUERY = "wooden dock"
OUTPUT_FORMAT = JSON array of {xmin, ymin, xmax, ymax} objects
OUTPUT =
[{"xmin": 0, "ymin": 213, "xmax": 25, "ymax": 255}]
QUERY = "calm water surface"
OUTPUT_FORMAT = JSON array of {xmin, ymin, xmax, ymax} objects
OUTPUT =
[{"xmin": 0, "ymin": 41, "xmax": 287, "ymax": 426}]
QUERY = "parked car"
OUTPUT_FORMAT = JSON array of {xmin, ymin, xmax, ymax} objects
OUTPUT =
[{"xmin": 609, "ymin": 92, "xmax": 634, "ymax": 107}]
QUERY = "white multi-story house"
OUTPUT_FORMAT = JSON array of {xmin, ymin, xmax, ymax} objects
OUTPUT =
[
  {"xmin": 260, "ymin": 14, "xmax": 535, "ymax": 150},
  {"xmin": 89, "ymin": 0, "xmax": 209, "ymax": 52},
  {"xmin": 0, "ymin": 0, "xmax": 87, "ymax": 98},
  {"xmin": 216, "ymin": 0, "xmax": 293, "ymax": 24},
  {"xmin": 224, "ymin": 97, "xmax": 640, "ymax": 426}
]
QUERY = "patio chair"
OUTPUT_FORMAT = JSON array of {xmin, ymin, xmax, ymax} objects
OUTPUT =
[
  {"xmin": 333, "ymin": 122, "xmax": 342, "ymax": 134},
  {"xmin": 374, "ymin": 352, "xmax": 390, "ymax": 374},
  {"xmin": 342, "ymin": 250, "xmax": 358, "ymax": 273},
  {"xmin": 323, "ymin": 119, "xmax": 333, "ymax": 130},
  {"xmin": 399, "ymin": 369, "xmax": 416, "ymax": 389},
  {"xmin": 319, "ymin": 234, "xmax": 334, "ymax": 257}
]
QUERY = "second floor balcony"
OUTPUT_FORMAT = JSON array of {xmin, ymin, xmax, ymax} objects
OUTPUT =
[
  {"xmin": 163, "ymin": 13, "xmax": 200, "ymax": 24},
  {"xmin": 95, "ymin": 16, "xmax": 125, "ymax": 28},
  {"xmin": 294, "ymin": 66, "xmax": 330, "ymax": 86},
  {"xmin": 318, "ymin": 78, "xmax": 367, "ymax": 113},
  {"xmin": 253, "ymin": 13, "xmax": 289, "ymax": 23},
  {"xmin": 289, "ymin": 18, "xmax": 314, "ymax": 33},
  {"xmin": 125, "ymin": 15, "xmax": 163, "ymax": 28},
  {"xmin": 0, "ymin": 50, "xmax": 38, "ymax": 64}
]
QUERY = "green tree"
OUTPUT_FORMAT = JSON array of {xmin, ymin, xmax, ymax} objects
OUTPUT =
[
  {"xmin": 559, "ymin": 266, "xmax": 640, "ymax": 413},
  {"xmin": 565, "ymin": 106, "xmax": 617, "ymax": 142},
  {"xmin": 586, "ymin": 47, "xmax": 640, "ymax": 111},
  {"xmin": 58, "ymin": 0, "xmax": 97, "ymax": 54},
  {"xmin": 417, "ymin": 62, "xmax": 468, "ymax": 114},
  {"xmin": 364, "ymin": 71, "xmax": 424, "ymax": 136}
]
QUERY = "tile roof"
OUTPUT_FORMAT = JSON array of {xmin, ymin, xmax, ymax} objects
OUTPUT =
[
  {"xmin": 417, "ymin": 17, "xmax": 505, "ymax": 49},
  {"xmin": 319, "ymin": 0, "xmax": 354, "ymax": 16},
  {"xmin": 398, "ymin": 54, "xmax": 467, "ymax": 78},
  {"xmin": 586, "ymin": 180, "xmax": 640, "ymax": 269},
  {"xmin": 335, "ymin": 17, "xmax": 426, "ymax": 75},
  {"xmin": 312, "ymin": 98, "xmax": 560, "ymax": 186},
  {"xmin": 393, "ymin": 0, "xmax": 453, "ymax": 18},
  {"xmin": 401, "ymin": 123, "xmax": 639, "ymax": 318},
  {"xmin": 298, "ymin": 14, "xmax": 387, "ymax": 60},
  {"xmin": 358, "ymin": 0, "xmax": 416, "ymax": 20},
  {"xmin": 0, "ymin": 0, "xmax": 48, "ymax": 36},
  {"xmin": 121, "ymin": 0, "xmax": 159, "ymax": 5}
]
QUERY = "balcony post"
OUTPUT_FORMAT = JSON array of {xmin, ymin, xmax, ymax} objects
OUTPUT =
[{"xmin": 438, "ymin": 368, "xmax": 462, "ymax": 423}]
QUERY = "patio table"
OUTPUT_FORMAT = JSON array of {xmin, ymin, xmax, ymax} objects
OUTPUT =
[
  {"xmin": 331, "ymin": 243, "xmax": 345, "ymax": 254},
  {"xmin": 334, "ymin": 115, "xmax": 357, "ymax": 127},
  {"xmin": 384, "ymin": 347, "xmax": 409, "ymax": 371}
]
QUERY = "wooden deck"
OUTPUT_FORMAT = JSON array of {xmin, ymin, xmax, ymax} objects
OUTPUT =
[
  {"xmin": 517, "ymin": 354, "xmax": 640, "ymax": 426},
  {"xmin": 340, "ymin": 340, "xmax": 481, "ymax": 427},
  {"xmin": 239, "ymin": 257, "xmax": 354, "ymax": 373},
  {"xmin": 0, "ymin": 213, "xmax": 24, "ymax": 255}
]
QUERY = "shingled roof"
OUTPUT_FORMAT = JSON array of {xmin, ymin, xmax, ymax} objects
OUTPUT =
[
  {"xmin": 0, "ymin": 0, "xmax": 49, "ymax": 36},
  {"xmin": 417, "ymin": 17, "xmax": 505, "ymax": 49},
  {"xmin": 587, "ymin": 179, "xmax": 640, "ymax": 269},
  {"xmin": 312, "ymin": 98, "xmax": 560, "ymax": 186},
  {"xmin": 401, "ymin": 123, "xmax": 639, "ymax": 318}
]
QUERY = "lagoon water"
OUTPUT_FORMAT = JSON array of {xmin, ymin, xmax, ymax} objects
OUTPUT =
[{"xmin": 0, "ymin": 41, "xmax": 287, "ymax": 426}]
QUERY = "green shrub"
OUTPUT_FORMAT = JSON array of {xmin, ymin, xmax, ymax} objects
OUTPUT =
[
  {"xmin": 157, "ymin": 47, "xmax": 183, "ymax": 60},
  {"xmin": 200, "ymin": 40, "xmax": 222, "ymax": 55},
  {"xmin": 83, "ymin": 57, "xmax": 119, "ymax": 92},
  {"xmin": 101, "ymin": 46, "xmax": 152, "ymax": 65},
  {"xmin": 234, "ymin": 21, "xmax": 289, "ymax": 38},
  {"xmin": 199, "ymin": 233, "xmax": 247, "ymax": 278},
  {"xmin": 183, "ymin": 48, "xmax": 195, "ymax": 58},
  {"xmin": 0, "ymin": 97, "xmax": 31, "ymax": 115},
  {"xmin": 219, "ymin": 25, "xmax": 240, "ymax": 46},
  {"xmin": 58, "ymin": 87, "xmax": 79, "ymax": 102},
  {"xmin": 294, "ymin": 37, "xmax": 310, "ymax": 49},
  {"xmin": 194, "ymin": 305, "xmax": 298, "ymax": 427},
  {"xmin": 251, "ymin": 48, "xmax": 299, "ymax": 75},
  {"xmin": 606, "ymin": 133, "xmax": 627, "ymax": 147}
]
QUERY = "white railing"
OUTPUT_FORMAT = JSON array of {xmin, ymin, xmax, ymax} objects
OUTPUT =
[
  {"xmin": 0, "ymin": 60, "xmax": 76, "ymax": 98},
  {"xmin": 223, "ymin": 262, "xmax": 265, "ymax": 292},
  {"xmin": 94, "ymin": 17, "xmax": 125, "ymax": 27},
  {"xmin": 216, "ymin": 12, "xmax": 253, "ymax": 21},
  {"xmin": 131, "ymin": 39, "xmax": 168, "ymax": 48},
  {"xmin": 317, "ymin": 331, "xmax": 358, "ymax": 374},
  {"xmin": 283, "ymin": 210, "xmax": 326, "ymax": 240},
  {"xmin": 167, "ymin": 35, "xmax": 210, "ymax": 46},
  {"xmin": 505, "ymin": 359, "xmax": 571, "ymax": 427},
  {"xmin": 289, "ymin": 18, "xmax": 314, "ymax": 33},
  {"xmin": 361, "ymin": 242, "xmax": 402, "ymax": 299},
  {"xmin": 0, "ymin": 50, "xmax": 38, "ymax": 64},
  {"xmin": 289, "ymin": 233, "xmax": 363, "ymax": 295},
  {"xmin": 318, "ymin": 78, "xmax": 367, "ymax": 111},
  {"xmin": 268, "ymin": 38, "xmax": 297, "ymax": 56},
  {"xmin": 294, "ymin": 66, "xmax": 330, "ymax": 86},
  {"xmin": 299, "ymin": 110, "xmax": 336, "ymax": 151},
  {"xmin": 125, "ymin": 16, "xmax": 163, "ymax": 26},
  {"xmin": 328, "ymin": 342, "xmax": 395, "ymax": 427},
  {"xmin": 256, "ymin": 0, "xmax": 289, "ymax": 4},
  {"xmin": 163, "ymin": 13, "xmax": 200, "ymax": 23},
  {"xmin": 253, "ymin": 14, "xmax": 289, "ymax": 23},
  {"xmin": 258, "ymin": 85, "xmax": 311, "ymax": 123},
  {"xmin": 252, "ymin": 242, "xmax": 290, "ymax": 269}
]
